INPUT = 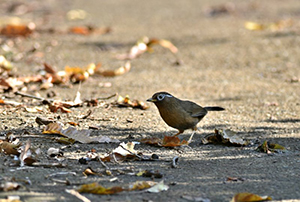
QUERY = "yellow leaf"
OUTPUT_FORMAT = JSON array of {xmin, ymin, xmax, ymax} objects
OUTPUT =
[
  {"xmin": 231, "ymin": 192, "xmax": 272, "ymax": 202},
  {"xmin": 77, "ymin": 182, "xmax": 123, "ymax": 195},
  {"xmin": 136, "ymin": 170, "xmax": 145, "ymax": 176},
  {"xmin": 127, "ymin": 181, "xmax": 156, "ymax": 191},
  {"xmin": 245, "ymin": 21, "xmax": 265, "ymax": 31}
]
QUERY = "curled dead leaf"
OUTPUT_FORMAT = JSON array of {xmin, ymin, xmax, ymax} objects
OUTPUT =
[
  {"xmin": 231, "ymin": 192, "xmax": 272, "ymax": 202},
  {"xmin": 0, "ymin": 23, "xmax": 35, "ymax": 37},
  {"xmin": 96, "ymin": 61, "xmax": 131, "ymax": 77},
  {"xmin": 202, "ymin": 129, "xmax": 248, "ymax": 146}
]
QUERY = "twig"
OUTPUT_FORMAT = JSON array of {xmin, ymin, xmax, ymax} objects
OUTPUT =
[
  {"xmin": 97, "ymin": 93, "xmax": 117, "ymax": 100},
  {"xmin": 66, "ymin": 189, "xmax": 91, "ymax": 202},
  {"xmin": 32, "ymin": 162, "xmax": 67, "ymax": 168},
  {"xmin": 97, "ymin": 156, "xmax": 110, "ymax": 170},
  {"xmin": 79, "ymin": 109, "xmax": 93, "ymax": 119},
  {"xmin": 15, "ymin": 91, "xmax": 53, "ymax": 102},
  {"xmin": 119, "ymin": 144, "xmax": 143, "ymax": 160},
  {"xmin": 171, "ymin": 156, "xmax": 179, "ymax": 168}
]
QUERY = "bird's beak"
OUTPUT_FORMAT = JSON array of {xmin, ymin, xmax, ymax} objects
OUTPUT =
[{"xmin": 147, "ymin": 98, "xmax": 156, "ymax": 102}]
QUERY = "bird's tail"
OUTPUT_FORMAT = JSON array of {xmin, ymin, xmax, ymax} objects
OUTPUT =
[{"xmin": 204, "ymin": 106, "xmax": 225, "ymax": 111}]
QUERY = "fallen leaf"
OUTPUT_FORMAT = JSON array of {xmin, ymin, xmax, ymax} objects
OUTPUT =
[
  {"xmin": 114, "ymin": 94, "xmax": 149, "ymax": 110},
  {"xmin": 139, "ymin": 137, "xmax": 162, "ymax": 146},
  {"xmin": 161, "ymin": 136, "xmax": 189, "ymax": 147},
  {"xmin": 137, "ymin": 170, "xmax": 163, "ymax": 178},
  {"xmin": 77, "ymin": 182, "xmax": 123, "ymax": 195},
  {"xmin": 146, "ymin": 180, "xmax": 169, "ymax": 193},
  {"xmin": 43, "ymin": 122, "xmax": 119, "ymax": 143},
  {"xmin": 0, "ymin": 23, "xmax": 35, "ymax": 37},
  {"xmin": 231, "ymin": 192, "xmax": 272, "ymax": 202},
  {"xmin": 19, "ymin": 139, "xmax": 38, "ymax": 166},
  {"xmin": 140, "ymin": 136, "xmax": 188, "ymax": 147},
  {"xmin": 69, "ymin": 25, "xmax": 111, "ymax": 35},
  {"xmin": 0, "ymin": 55, "xmax": 13, "ymax": 71},
  {"xmin": 0, "ymin": 141, "xmax": 20, "ymax": 155},
  {"xmin": 127, "ymin": 181, "xmax": 156, "ymax": 191},
  {"xmin": 96, "ymin": 61, "xmax": 131, "ymax": 77},
  {"xmin": 202, "ymin": 129, "xmax": 248, "ymax": 146},
  {"xmin": 67, "ymin": 9, "xmax": 88, "ymax": 20},
  {"xmin": 82, "ymin": 167, "xmax": 102, "ymax": 177},
  {"xmin": 256, "ymin": 140, "xmax": 286, "ymax": 153},
  {"xmin": 101, "ymin": 142, "xmax": 140, "ymax": 162},
  {"xmin": 245, "ymin": 19, "xmax": 293, "ymax": 31},
  {"xmin": 116, "ymin": 36, "xmax": 178, "ymax": 60},
  {"xmin": 0, "ymin": 182, "xmax": 21, "ymax": 192}
]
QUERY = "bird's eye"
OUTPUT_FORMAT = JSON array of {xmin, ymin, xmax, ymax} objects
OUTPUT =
[{"xmin": 157, "ymin": 94, "xmax": 165, "ymax": 101}]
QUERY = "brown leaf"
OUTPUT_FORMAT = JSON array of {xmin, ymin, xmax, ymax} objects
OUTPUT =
[
  {"xmin": 115, "ymin": 94, "xmax": 149, "ymax": 110},
  {"xmin": 0, "ymin": 182, "xmax": 21, "ymax": 192},
  {"xmin": 0, "ymin": 23, "xmax": 35, "ymax": 37},
  {"xmin": 96, "ymin": 61, "xmax": 131, "ymax": 77},
  {"xmin": 69, "ymin": 26, "xmax": 111, "ymax": 35},
  {"xmin": 231, "ymin": 192, "xmax": 272, "ymax": 202},
  {"xmin": 202, "ymin": 129, "xmax": 248, "ymax": 146},
  {"xmin": 0, "ymin": 55, "xmax": 13, "ymax": 71},
  {"xmin": 0, "ymin": 141, "xmax": 20, "ymax": 155},
  {"xmin": 77, "ymin": 182, "xmax": 123, "ymax": 195},
  {"xmin": 140, "ymin": 136, "xmax": 188, "ymax": 147},
  {"xmin": 82, "ymin": 167, "xmax": 102, "ymax": 177},
  {"xmin": 256, "ymin": 141, "xmax": 286, "ymax": 153},
  {"xmin": 127, "ymin": 181, "xmax": 155, "ymax": 191},
  {"xmin": 161, "ymin": 136, "xmax": 188, "ymax": 147}
]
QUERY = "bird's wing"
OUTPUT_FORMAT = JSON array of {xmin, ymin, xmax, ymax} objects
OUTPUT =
[{"xmin": 181, "ymin": 100, "xmax": 207, "ymax": 118}]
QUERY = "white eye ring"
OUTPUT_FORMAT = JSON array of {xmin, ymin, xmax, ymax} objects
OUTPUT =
[
  {"xmin": 157, "ymin": 94, "xmax": 172, "ymax": 101},
  {"xmin": 157, "ymin": 94, "xmax": 165, "ymax": 101}
]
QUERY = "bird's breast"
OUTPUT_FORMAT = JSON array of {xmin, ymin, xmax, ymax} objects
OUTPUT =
[{"xmin": 157, "ymin": 103, "xmax": 199, "ymax": 131}]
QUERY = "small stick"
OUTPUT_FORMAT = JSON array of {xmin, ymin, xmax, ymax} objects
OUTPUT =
[
  {"xmin": 119, "ymin": 144, "xmax": 143, "ymax": 160},
  {"xmin": 171, "ymin": 156, "xmax": 179, "ymax": 168},
  {"xmin": 15, "ymin": 91, "xmax": 53, "ymax": 102},
  {"xmin": 97, "ymin": 156, "xmax": 110, "ymax": 170},
  {"xmin": 66, "ymin": 189, "xmax": 91, "ymax": 202},
  {"xmin": 97, "ymin": 93, "xmax": 117, "ymax": 100}
]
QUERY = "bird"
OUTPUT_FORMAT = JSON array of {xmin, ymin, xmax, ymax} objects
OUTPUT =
[{"xmin": 147, "ymin": 92, "xmax": 225, "ymax": 143}]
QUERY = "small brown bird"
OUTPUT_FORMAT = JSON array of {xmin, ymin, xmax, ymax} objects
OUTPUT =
[{"xmin": 147, "ymin": 92, "xmax": 225, "ymax": 142}]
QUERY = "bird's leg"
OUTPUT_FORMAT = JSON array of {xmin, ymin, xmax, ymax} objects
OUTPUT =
[
  {"xmin": 188, "ymin": 127, "xmax": 198, "ymax": 143},
  {"xmin": 173, "ymin": 130, "xmax": 183, "ymax": 137}
]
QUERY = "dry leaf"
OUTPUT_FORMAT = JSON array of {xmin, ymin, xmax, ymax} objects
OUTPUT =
[
  {"xmin": 67, "ymin": 9, "xmax": 88, "ymax": 20},
  {"xmin": 231, "ymin": 192, "xmax": 272, "ymax": 202},
  {"xmin": 256, "ymin": 140, "xmax": 286, "ymax": 153},
  {"xmin": 140, "ymin": 136, "xmax": 188, "ymax": 147},
  {"xmin": 0, "ymin": 23, "xmax": 35, "ymax": 37},
  {"xmin": 127, "ymin": 181, "xmax": 156, "ymax": 191},
  {"xmin": 19, "ymin": 139, "xmax": 39, "ymax": 166},
  {"xmin": 116, "ymin": 36, "xmax": 178, "ymax": 60},
  {"xmin": 96, "ymin": 61, "xmax": 131, "ymax": 77},
  {"xmin": 139, "ymin": 137, "xmax": 162, "ymax": 146},
  {"xmin": 245, "ymin": 19, "xmax": 293, "ymax": 31},
  {"xmin": 146, "ymin": 180, "xmax": 169, "ymax": 193},
  {"xmin": 115, "ymin": 94, "xmax": 149, "ymax": 110},
  {"xmin": 82, "ymin": 167, "xmax": 102, "ymax": 177},
  {"xmin": 0, "ymin": 55, "xmax": 13, "ymax": 71},
  {"xmin": 101, "ymin": 142, "xmax": 139, "ymax": 162},
  {"xmin": 202, "ymin": 129, "xmax": 248, "ymax": 146},
  {"xmin": 69, "ymin": 26, "xmax": 111, "ymax": 35},
  {"xmin": 77, "ymin": 182, "xmax": 123, "ymax": 195},
  {"xmin": 43, "ymin": 122, "xmax": 119, "ymax": 143},
  {"xmin": 0, "ymin": 182, "xmax": 21, "ymax": 192},
  {"xmin": 161, "ymin": 136, "xmax": 189, "ymax": 147},
  {"xmin": 0, "ymin": 141, "xmax": 20, "ymax": 155}
]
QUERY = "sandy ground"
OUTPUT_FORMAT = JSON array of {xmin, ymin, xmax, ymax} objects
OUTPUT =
[{"xmin": 0, "ymin": 0, "xmax": 300, "ymax": 201}]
